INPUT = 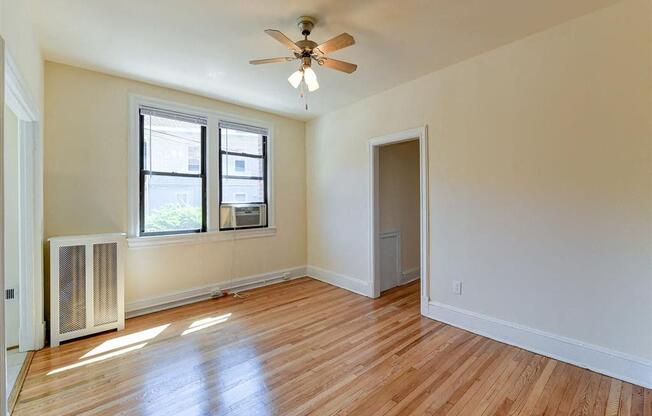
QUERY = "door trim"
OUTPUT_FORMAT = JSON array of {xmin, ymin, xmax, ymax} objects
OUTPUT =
[
  {"xmin": 368, "ymin": 126, "xmax": 429, "ymax": 314},
  {"xmin": 5, "ymin": 48, "xmax": 44, "ymax": 354}
]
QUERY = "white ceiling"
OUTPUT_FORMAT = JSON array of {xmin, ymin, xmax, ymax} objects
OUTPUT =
[{"xmin": 34, "ymin": 0, "xmax": 619, "ymax": 120}]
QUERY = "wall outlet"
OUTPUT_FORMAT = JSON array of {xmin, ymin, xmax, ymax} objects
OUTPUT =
[{"xmin": 452, "ymin": 280, "xmax": 462, "ymax": 295}]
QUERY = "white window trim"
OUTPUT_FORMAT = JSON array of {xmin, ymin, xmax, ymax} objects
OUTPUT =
[{"xmin": 127, "ymin": 94, "xmax": 275, "ymax": 248}]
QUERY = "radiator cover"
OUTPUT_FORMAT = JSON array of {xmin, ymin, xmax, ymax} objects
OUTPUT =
[{"xmin": 50, "ymin": 233, "xmax": 125, "ymax": 347}]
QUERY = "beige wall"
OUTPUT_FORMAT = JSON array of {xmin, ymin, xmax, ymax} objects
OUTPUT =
[
  {"xmin": 44, "ymin": 62, "xmax": 307, "ymax": 304},
  {"xmin": 379, "ymin": 141, "xmax": 420, "ymax": 273},
  {"xmin": 307, "ymin": 0, "xmax": 652, "ymax": 361}
]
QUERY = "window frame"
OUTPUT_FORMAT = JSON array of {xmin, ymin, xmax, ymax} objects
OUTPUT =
[
  {"xmin": 138, "ymin": 111, "xmax": 207, "ymax": 236},
  {"xmin": 127, "ymin": 95, "xmax": 275, "ymax": 246},
  {"xmin": 218, "ymin": 127, "xmax": 269, "ymax": 231}
]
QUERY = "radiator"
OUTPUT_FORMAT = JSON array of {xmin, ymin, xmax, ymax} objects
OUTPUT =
[{"xmin": 50, "ymin": 233, "xmax": 125, "ymax": 347}]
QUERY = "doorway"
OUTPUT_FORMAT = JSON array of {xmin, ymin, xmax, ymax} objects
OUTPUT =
[
  {"xmin": 3, "ymin": 48, "xmax": 44, "ymax": 411},
  {"xmin": 4, "ymin": 103, "xmax": 25, "ymax": 394},
  {"xmin": 369, "ymin": 127, "xmax": 429, "ymax": 309},
  {"xmin": 377, "ymin": 139, "xmax": 420, "ymax": 292}
]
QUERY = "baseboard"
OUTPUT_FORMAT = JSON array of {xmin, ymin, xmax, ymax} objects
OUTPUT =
[
  {"xmin": 400, "ymin": 267, "xmax": 420, "ymax": 285},
  {"xmin": 8, "ymin": 351, "xmax": 34, "ymax": 414},
  {"xmin": 126, "ymin": 266, "xmax": 307, "ymax": 318},
  {"xmin": 425, "ymin": 301, "xmax": 652, "ymax": 389},
  {"xmin": 306, "ymin": 265, "xmax": 371, "ymax": 297}
]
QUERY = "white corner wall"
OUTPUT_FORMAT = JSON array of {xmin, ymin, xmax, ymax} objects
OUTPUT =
[
  {"xmin": 306, "ymin": 0, "xmax": 652, "ymax": 387},
  {"xmin": 0, "ymin": 0, "xmax": 44, "ymax": 112}
]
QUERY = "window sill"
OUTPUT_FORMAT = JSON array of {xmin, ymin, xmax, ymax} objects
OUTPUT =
[{"xmin": 127, "ymin": 226, "xmax": 277, "ymax": 249}]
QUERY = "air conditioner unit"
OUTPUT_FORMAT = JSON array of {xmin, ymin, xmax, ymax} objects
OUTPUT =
[
  {"xmin": 49, "ymin": 233, "xmax": 125, "ymax": 347},
  {"xmin": 220, "ymin": 203, "xmax": 267, "ymax": 229}
]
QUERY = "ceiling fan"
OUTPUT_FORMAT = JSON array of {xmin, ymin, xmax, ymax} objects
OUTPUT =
[{"xmin": 250, "ymin": 16, "xmax": 357, "ymax": 95}]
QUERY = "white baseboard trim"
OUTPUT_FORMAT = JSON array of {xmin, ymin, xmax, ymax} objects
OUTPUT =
[
  {"xmin": 306, "ymin": 265, "xmax": 371, "ymax": 297},
  {"xmin": 425, "ymin": 301, "xmax": 652, "ymax": 389},
  {"xmin": 126, "ymin": 266, "xmax": 307, "ymax": 318},
  {"xmin": 400, "ymin": 267, "xmax": 420, "ymax": 285}
]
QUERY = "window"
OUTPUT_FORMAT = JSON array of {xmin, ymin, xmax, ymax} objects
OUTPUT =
[
  {"xmin": 139, "ymin": 108, "xmax": 207, "ymax": 235},
  {"xmin": 219, "ymin": 122, "xmax": 268, "ymax": 229},
  {"xmin": 129, "ymin": 97, "xmax": 274, "ymax": 242}
]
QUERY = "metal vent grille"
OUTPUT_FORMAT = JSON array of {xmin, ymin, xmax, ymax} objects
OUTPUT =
[
  {"xmin": 93, "ymin": 243, "xmax": 118, "ymax": 326},
  {"xmin": 59, "ymin": 245, "xmax": 86, "ymax": 334},
  {"xmin": 5, "ymin": 288, "xmax": 15, "ymax": 300}
]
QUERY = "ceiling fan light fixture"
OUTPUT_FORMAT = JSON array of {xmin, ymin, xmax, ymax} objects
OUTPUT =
[
  {"xmin": 288, "ymin": 69, "xmax": 303, "ymax": 88},
  {"xmin": 303, "ymin": 66, "xmax": 319, "ymax": 92},
  {"xmin": 251, "ymin": 16, "xmax": 356, "ymax": 105}
]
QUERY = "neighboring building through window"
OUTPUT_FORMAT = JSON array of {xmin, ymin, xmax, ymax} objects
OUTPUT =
[
  {"xmin": 131, "ymin": 98, "xmax": 272, "ymax": 237},
  {"xmin": 219, "ymin": 122, "xmax": 268, "ymax": 229},
  {"xmin": 188, "ymin": 146, "xmax": 200, "ymax": 172},
  {"xmin": 139, "ymin": 107, "xmax": 206, "ymax": 235}
]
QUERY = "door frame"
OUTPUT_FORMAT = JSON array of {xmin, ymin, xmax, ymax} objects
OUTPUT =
[
  {"xmin": 368, "ymin": 126, "xmax": 429, "ymax": 313},
  {"xmin": 1, "ymin": 34, "xmax": 6, "ymax": 416},
  {"xmin": 5, "ymin": 48, "xmax": 44, "ymax": 354}
]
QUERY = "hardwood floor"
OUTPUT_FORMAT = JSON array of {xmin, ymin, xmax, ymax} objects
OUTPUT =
[{"xmin": 14, "ymin": 277, "xmax": 651, "ymax": 415}]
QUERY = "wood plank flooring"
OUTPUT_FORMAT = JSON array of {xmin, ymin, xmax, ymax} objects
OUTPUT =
[{"xmin": 14, "ymin": 277, "xmax": 651, "ymax": 415}]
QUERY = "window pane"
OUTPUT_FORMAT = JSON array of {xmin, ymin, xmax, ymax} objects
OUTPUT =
[
  {"xmin": 219, "ymin": 128, "xmax": 263, "ymax": 155},
  {"xmin": 221, "ymin": 155, "xmax": 263, "ymax": 178},
  {"xmin": 143, "ymin": 174, "xmax": 202, "ymax": 233},
  {"xmin": 221, "ymin": 178, "xmax": 264, "ymax": 203},
  {"xmin": 143, "ymin": 114, "xmax": 202, "ymax": 174}
]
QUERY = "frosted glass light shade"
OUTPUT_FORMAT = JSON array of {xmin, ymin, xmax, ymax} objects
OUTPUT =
[
  {"xmin": 288, "ymin": 70, "xmax": 303, "ymax": 88},
  {"xmin": 303, "ymin": 67, "xmax": 319, "ymax": 92}
]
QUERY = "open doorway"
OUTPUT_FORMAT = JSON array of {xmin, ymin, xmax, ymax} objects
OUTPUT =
[
  {"xmin": 4, "ymin": 103, "xmax": 26, "ymax": 395},
  {"xmin": 3, "ymin": 48, "xmax": 44, "ymax": 412},
  {"xmin": 369, "ymin": 127, "xmax": 429, "ymax": 307},
  {"xmin": 377, "ymin": 139, "xmax": 420, "ymax": 292}
]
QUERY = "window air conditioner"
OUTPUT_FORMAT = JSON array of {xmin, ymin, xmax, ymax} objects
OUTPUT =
[{"xmin": 220, "ymin": 203, "xmax": 267, "ymax": 229}]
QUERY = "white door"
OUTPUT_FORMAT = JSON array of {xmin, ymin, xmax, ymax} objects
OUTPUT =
[{"xmin": 379, "ymin": 232, "xmax": 400, "ymax": 292}]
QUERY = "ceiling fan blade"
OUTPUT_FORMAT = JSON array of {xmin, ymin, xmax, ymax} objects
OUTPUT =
[
  {"xmin": 318, "ymin": 57, "xmax": 358, "ymax": 74},
  {"xmin": 249, "ymin": 57, "xmax": 294, "ymax": 65},
  {"xmin": 264, "ymin": 29, "xmax": 302, "ymax": 53},
  {"xmin": 314, "ymin": 33, "xmax": 355, "ymax": 55}
]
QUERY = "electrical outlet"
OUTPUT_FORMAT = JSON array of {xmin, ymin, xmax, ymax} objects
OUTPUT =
[{"xmin": 452, "ymin": 280, "xmax": 462, "ymax": 295}]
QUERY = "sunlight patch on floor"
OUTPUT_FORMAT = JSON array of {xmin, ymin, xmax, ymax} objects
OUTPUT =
[
  {"xmin": 182, "ymin": 313, "xmax": 232, "ymax": 336},
  {"xmin": 48, "ymin": 343, "xmax": 147, "ymax": 375},
  {"xmin": 80, "ymin": 324, "xmax": 170, "ymax": 359},
  {"xmin": 47, "ymin": 313, "xmax": 232, "ymax": 375}
]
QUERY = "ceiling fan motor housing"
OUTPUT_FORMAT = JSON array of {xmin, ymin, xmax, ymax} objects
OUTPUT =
[{"xmin": 297, "ymin": 16, "xmax": 316, "ymax": 37}]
